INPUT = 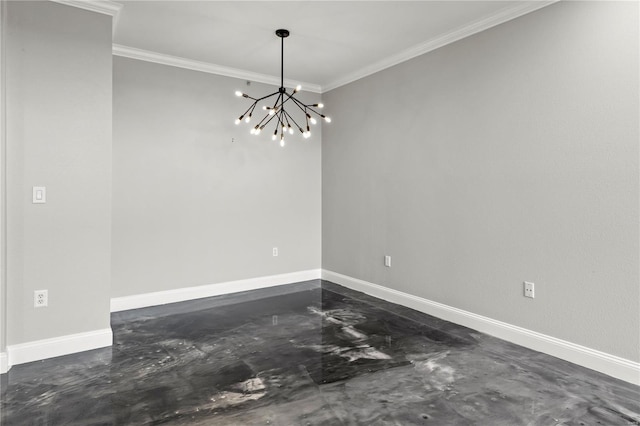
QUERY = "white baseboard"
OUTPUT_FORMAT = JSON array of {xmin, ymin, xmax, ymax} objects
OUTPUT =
[
  {"xmin": 7, "ymin": 328, "xmax": 113, "ymax": 368},
  {"xmin": 0, "ymin": 351, "xmax": 8, "ymax": 374},
  {"xmin": 111, "ymin": 269, "xmax": 322, "ymax": 313},
  {"xmin": 322, "ymin": 269, "xmax": 640, "ymax": 386}
]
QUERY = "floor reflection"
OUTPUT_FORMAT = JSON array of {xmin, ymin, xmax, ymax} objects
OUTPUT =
[{"xmin": 1, "ymin": 280, "xmax": 639, "ymax": 425}]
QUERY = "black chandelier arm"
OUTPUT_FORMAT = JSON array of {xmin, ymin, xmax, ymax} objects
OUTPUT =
[
  {"xmin": 277, "ymin": 92, "xmax": 298, "ymax": 112},
  {"xmin": 254, "ymin": 93, "xmax": 283, "ymax": 128},
  {"xmin": 255, "ymin": 112, "xmax": 274, "ymax": 129},
  {"xmin": 303, "ymin": 105, "xmax": 324, "ymax": 118},
  {"xmin": 282, "ymin": 108, "xmax": 304, "ymax": 133},
  {"xmin": 237, "ymin": 101, "xmax": 258, "ymax": 121},
  {"xmin": 283, "ymin": 110, "xmax": 293, "ymax": 129},
  {"xmin": 288, "ymin": 95, "xmax": 312, "ymax": 116},
  {"xmin": 238, "ymin": 90, "xmax": 278, "ymax": 102},
  {"xmin": 245, "ymin": 102, "xmax": 260, "ymax": 122},
  {"xmin": 276, "ymin": 112, "xmax": 285, "ymax": 139},
  {"xmin": 289, "ymin": 96, "xmax": 327, "ymax": 122},
  {"xmin": 271, "ymin": 92, "xmax": 285, "ymax": 111},
  {"xmin": 255, "ymin": 90, "xmax": 281, "ymax": 103},
  {"xmin": 237, "ymin": 89, "xmax": 280, "ymax": 109},
  {"xmin": 237, "ymin": 90, "xmax": 282, "ymax": 122},
  {"xmin": 282, "ymin": 113, "xmax": 291, "ymax": 130},
  {"xmin": 282, "ymin": 89, "xmax": 310, "ymax": 112},
  {"xmin": 290, "ymin": 96, "xmax": 324, "ymax": 119},
  {"xmin": 277, "ymin": 109, "xmax": 288, "ymax": 129}
]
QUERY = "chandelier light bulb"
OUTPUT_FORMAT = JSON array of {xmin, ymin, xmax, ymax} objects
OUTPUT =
[
  {"xmin": 280, "ymin": 138, "xmax": 285, "ymax": 147},
  {"xmin": 255, "ymin": 127, "xmax": 261, "ymax": 135},
  {"xmin": 245, "ymin": 115, "xmax": 251, "ymax": 123},
  {"xmin": 288, "ymin": 126, "xmax": 294, "ymax": 135},
  {"xmin": 235, "ymin": 91, "xmax": 243, "ymax": 97},
  {"xmin": 295, "ymin": 85, "xmax": 302, "ymax": 92},
  {"xmin": 324, "ymin": 116, "xmax": 331, "ymax": 123},
  {"xmin": 317, "ymin": 103, "xmax": 324, "ymax": 108},
  {"xmin": 310, "ymin": 117, "xmax": 317, "ymax": 125},
  {"xmin": 250, "ymin": 128, "xmax": 255, "ymax": 134},
  {"xmin": 234, "ymin": 118, "xmax": 241, "ymax": 125},
  {"xmin": 272, "ymin": 134, "xmax": 277, "ymax": 141}
]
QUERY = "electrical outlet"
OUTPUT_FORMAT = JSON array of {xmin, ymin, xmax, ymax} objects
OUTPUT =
[
  {"xmin": 384, "ymin": 255, "xmax": 391, "ymax": 267},
  {"xmin": 34, "ymin": 290, "xmax": 48, "ymax": 307},
  {"xmin": 524, "ymin": 281, "xmax": 535, "ymax": 299},
  {"xmin": 273, "ymin": 247, "xmax": 278, "ymax": 257}
]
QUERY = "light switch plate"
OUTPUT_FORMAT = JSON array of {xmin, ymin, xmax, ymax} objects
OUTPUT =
[{"xmin": 32, "ymin": 186, "xmax": 46, "ymax": 204}]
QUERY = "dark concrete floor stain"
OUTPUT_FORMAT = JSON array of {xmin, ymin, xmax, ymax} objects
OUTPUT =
[{"xmin": 1, "ymin": 280, "xmax": 639, "ymax": 425}]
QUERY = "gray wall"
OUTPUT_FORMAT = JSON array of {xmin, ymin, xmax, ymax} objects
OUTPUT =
[
  {"xmin": 1, "ymin": 0, "xmax": 7, "ymax": 354},
  {"xmin": 322, "ymin": 1, "xmax": 639, "ymax": 362},
  {"xmin": 112, "ymin": 57, "xmax": 321, "ymax": 297},
  {"xmin": 5, "ymin": 1, "xmax": 112, "ymax": 345}
]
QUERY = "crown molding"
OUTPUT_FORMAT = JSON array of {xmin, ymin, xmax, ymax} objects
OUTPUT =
[
  {"xmin": 110, "ymin": 1, "xmax": 556, "ymax": 94},
  {"xmin": 113, "ymin": 44, "xmax": 323, "ymax": 94},
  {"xmin": 322, "ymin": 0, "xmax": 559, "ymax": 92},
  {"xmin": 50, "ymin": 0, "xmax": 122, "ymax": 17}
]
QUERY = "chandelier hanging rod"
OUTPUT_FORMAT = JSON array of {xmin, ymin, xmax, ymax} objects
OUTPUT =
[{"xmin": 278, "ymin": 28, "xmax": 286, "ymax": 89}]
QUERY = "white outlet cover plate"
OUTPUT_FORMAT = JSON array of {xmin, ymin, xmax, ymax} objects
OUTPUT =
[
  {"xmin": 524, "ymin": 281, "xmax": 535, "ymax": 298},
  {"xmin": 34, "ymin": 289, "xmax": 48, "ymax": 307}
]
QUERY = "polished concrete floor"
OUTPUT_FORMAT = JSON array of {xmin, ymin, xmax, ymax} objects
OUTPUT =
[{"xmin": 1, "ymin": 280, "xmax": 639, "ymax": 425}]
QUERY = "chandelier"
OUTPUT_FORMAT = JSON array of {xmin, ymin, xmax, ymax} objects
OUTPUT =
[{"xmin": 234, "ymin": 29, "xmax": 330, "ymax": 147}]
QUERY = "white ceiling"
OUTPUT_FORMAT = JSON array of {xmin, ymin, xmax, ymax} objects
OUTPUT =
[{"xmin": 109, "ymin": 1, "xmax": 555, "ymax": 92}]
